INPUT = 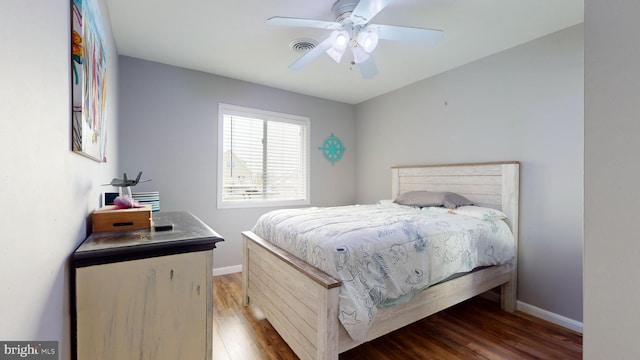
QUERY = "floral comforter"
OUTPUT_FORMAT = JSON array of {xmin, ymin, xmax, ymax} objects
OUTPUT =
[{"xmin": 251, "ymin": 204, "xmax": 515, "ymax": 341}]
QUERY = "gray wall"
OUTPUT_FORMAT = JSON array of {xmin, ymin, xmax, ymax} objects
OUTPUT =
[
  {"xmin": 584, "ymin": 1, "xmax": 640, "ymax": 358},
  {"xmin": 0, "ymin": 0, "xmax": 120, "ymax": 358},
  {"xmin": 117, "ymin": 56, "xmax": 357, "ymax": 269},
  {"xmin": 355, "ymin": 25, "xmax": 584, "ymax": 322}
]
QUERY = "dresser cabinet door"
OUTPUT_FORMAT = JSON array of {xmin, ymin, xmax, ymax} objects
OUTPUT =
[{"xmin": 75, "ymin": 250, "xmax": 212, "ymax": 360}]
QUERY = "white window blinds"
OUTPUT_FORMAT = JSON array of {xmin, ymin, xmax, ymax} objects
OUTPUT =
[{"xmin": 217, "ymin": 104, "xmax": 310, "ymax": 208}]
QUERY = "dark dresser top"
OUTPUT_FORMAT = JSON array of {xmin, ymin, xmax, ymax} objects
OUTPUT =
[{"xmin": 73, "ymin": 211, "xmax": 224, "ymax": 267}]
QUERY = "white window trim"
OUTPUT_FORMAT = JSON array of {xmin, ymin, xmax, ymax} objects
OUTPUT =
[{"xmin": 217, "ymin": 103, "xmax": 311, "ymax": 209}]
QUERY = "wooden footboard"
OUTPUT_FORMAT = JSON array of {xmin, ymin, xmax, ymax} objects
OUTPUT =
[
  {"xmin": 243, "ymin": 230, "xmax": 517, "ymax": 359},
  {"xmin": 242, "ymin": 231, "xmax": 342, "ymax": 360}
]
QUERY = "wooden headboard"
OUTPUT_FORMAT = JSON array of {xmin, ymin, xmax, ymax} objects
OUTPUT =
[{"xmin": 391, "ymin": 161, "xmax": 520, "ymax": 233}]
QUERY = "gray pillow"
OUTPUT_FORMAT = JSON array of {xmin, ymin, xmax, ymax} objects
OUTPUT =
[{"xmin": 393, "ymin": 191, "xmax": 474, "ymax": 209}]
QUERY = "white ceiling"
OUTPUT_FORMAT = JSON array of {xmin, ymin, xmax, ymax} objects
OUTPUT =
[{"xmin": 105, "ymin": 0, "xmax": 583, "ymax": 104}]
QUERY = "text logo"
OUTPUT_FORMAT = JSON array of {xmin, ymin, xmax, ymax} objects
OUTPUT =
[{"xmin": 0, "ymin": 342, "xmax": 57, "ymax": 359}]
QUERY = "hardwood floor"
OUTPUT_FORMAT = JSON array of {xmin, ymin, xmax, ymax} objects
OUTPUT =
[{"xmin": 213, "ymin": 273, "xmax": 582, "ymax": 359}]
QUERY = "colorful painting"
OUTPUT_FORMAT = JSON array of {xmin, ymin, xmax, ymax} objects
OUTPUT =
[{"xmin": 71, "ymin": 0, "xmax": 107, "ymax": 162}]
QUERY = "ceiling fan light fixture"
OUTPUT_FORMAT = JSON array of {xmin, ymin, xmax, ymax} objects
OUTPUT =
[
  {"xmin": 330, "ymin": 30, "xmax": 350, "ymax": 49},
  {"xmin": 268, "ymin": 0, "xmax": 444, "ymax": 79},
  {"xmin": 326, "ymin": 47, "xmax": 345, "ymax": 63},
  {"xmin": 358, "ymin": 31, "xmax": 379, "ymax": 53},
  {"xmin": 326, "ymin": 30, "xmax": 350, "ymax": 63}
]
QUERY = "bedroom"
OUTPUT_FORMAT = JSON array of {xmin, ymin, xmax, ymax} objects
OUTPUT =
[{"xmin": 0, "ymin": 0, "xmax": 636, "ymax": 359}]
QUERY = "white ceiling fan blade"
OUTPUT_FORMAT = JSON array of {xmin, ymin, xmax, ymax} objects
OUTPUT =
[
  {"xmin": 358, "ymin": 55, "xmax": 379, "ymax": 79},
  {"xmin": 267, "ymin": 16, "xmax": 341, "ymax": 30},
  {"xmin": 372, "ymin": 24, "xmax": 443, "ymax": 44},
  {"xmin": 289, "ymin": 38, "xmax": 333, "ymax": 70},
  {"xmin": 350, "ymin": 0, "xmax": 395, "ymax": 25}
]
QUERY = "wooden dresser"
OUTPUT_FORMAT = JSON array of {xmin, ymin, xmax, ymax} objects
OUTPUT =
[{"xmin": 71, "ymin": 211, "xmax": 223, "ymax": 360}]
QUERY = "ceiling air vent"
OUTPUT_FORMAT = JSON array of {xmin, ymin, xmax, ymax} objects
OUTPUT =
[{"xmin": 289, "ymin": 39, "xmax": 318, "ymax": 54}]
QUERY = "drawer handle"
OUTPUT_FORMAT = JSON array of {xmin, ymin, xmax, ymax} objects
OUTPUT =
[{"xmin": 113, "ymin": 222, "xmax": 134, "ymax": 227}]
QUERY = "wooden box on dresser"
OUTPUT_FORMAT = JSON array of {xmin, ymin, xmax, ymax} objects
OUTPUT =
[{"xmin": 71, "ymin": 211, "xmax": 223, "ymax": 360}]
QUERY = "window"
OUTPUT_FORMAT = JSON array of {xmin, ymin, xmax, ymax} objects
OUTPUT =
[{"xmin": 217, "ymin": 103, "xmax": 310, "ymax": 208}]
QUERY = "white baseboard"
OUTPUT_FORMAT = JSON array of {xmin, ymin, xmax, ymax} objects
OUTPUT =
[
  {"xmin": 212, "ymin": 265, "xmax": 242, "ymax": 276},
  {"xmin": 481, "ymin": 291, "xmax": 582, "ymax": 333},
  {"xmin": 517, "ymin": 300, "xmax": 583, "ymax": 334}
]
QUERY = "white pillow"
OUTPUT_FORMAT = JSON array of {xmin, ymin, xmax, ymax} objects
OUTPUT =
[
  {"xmin": 376, "ymin": 199, "xmax": 396, "ymax": 207},
  {"xmin": 421, "ymin": 205, "xmax": 507, "ymax": 220},
  {"xmin": 450, "ymin": 206, "xmax": 507, "ymax": 220},
  {"xmin": 421, "ymin": 206, "xmax": 452, "ymax": 215},
  {"xmin": 378, "ymin": 199, "xmax": 421, "ymax": 209}
]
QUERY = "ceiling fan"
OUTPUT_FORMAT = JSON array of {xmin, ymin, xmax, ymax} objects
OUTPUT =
[{"xmin": 268, "ymin": 0, "xmax": 443, "ymax": 79}]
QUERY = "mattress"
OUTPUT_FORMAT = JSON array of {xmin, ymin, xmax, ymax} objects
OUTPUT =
[{"xmin": 251, "ymin": 204, "xmax": 515, "ymax": 341}]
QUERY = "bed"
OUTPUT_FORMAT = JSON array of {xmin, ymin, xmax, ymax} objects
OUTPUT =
[{"xmin": 242, "ymin": 162, "xmax": 519, "ymax": 360}]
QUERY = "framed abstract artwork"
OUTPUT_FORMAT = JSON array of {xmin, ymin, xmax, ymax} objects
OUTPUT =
[{"xmin": 71, "ymin": 0, "xmax": 107, "ymax": 162}]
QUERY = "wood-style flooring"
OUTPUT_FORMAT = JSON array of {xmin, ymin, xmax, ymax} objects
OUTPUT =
[{"xmin": 213, "ymin": 272, "xmax": 582, "ymax": 359}]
